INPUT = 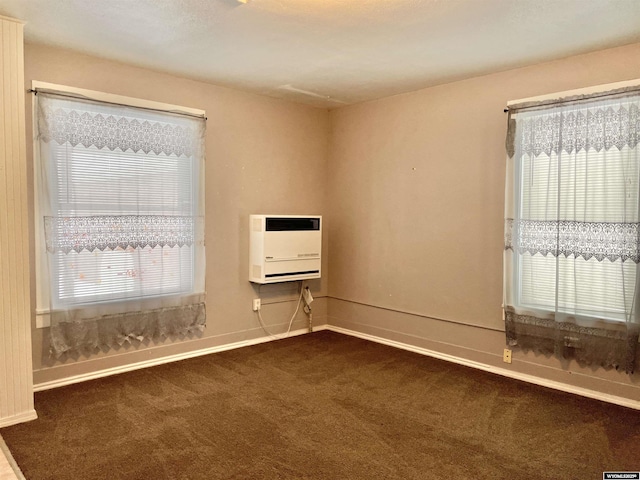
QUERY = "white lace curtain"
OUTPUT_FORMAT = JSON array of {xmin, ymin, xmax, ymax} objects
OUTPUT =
[
  {"xmin": 36, "ymin": 91, "xmax": 206, "ymax": 357},
  {"xmin": 504, "ymin": 89, "xmax": 640, "ymax": 373}
]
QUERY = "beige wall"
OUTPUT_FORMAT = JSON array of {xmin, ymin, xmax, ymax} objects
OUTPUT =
[
  {"xmin": 25, "ymin": 44, "xmax": 330, "ymax": 384},
  {"xmin": 327, "ymin": 42, "xmax": 640, "ymax": 403},
  {"xmin": 23, "ymin": 40, "xmax": 640, "ymax": 402}
]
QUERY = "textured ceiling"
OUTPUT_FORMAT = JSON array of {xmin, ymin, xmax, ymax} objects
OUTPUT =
[{"xmin": 1, "ymin": 0, "xmax": 640, "ymax": 107}]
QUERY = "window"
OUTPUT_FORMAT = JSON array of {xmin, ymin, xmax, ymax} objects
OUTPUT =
[
  {"xmin": 512, "ymin": 101, "xmax": 639, "ymax": 322},
  {"xmin": 503, "ymin": 83, "xmax": 640, "ymax": 372},
  {"xmin": 34, "ymin": 83, "xmax": 206, "ymax": 355}
]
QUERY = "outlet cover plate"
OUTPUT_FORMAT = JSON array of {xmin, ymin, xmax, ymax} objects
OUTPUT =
[{"xmin": 503, "ymin": 348, "xmax": 512, "ymax": 364}]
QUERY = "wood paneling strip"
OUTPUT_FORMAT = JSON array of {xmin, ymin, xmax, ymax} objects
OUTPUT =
[{"xmin": 0, "ymin": 15, "xmax": 36, "ymax": 428}]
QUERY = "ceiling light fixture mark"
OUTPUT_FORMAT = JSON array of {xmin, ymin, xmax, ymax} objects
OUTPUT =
[{"xmin": 277, "ymin": 84, "xmax": 346, "ymax": 104}]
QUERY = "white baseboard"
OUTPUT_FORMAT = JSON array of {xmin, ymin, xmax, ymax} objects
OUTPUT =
[
  {"xmin": 0, "ymin": 433, "xmax": 26, "ymax": 480},
  {"xmin": 34, "ymin": 325, "xmax": 328, "ymax": 392},
  {"xmin": 33, "ymin": 322, "xmax": 638, "ymax": 410},
  {"xmin": 325, "ymin": 325, "xmax": 640, "ymax": 411},
  {"xmin": 0, "ymin": 410, "xmax": 38, "ymax": 429}
]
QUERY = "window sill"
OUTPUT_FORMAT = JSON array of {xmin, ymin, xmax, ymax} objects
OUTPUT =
[
  {"xmin": 35, "ymin": 311, "xmax": 50, "ymax": 329},
  {"xmin": 34, "ymin": 292, "xmax": 206, "ymax": 329}
]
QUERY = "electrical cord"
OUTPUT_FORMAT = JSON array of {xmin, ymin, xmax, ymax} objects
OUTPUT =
[
  {"xmin": 284, "ymin": 283, "xmax": 304, "ymax": 336},
  {"xmin": 303, "ymin": 303, "xmax": 313, "ymax": 332},
  {"xmin": 256, "ymin": 309, "xmax": 277, "ymax": 337},
  {"xmin": 255, "ymin": 281, "xmax": 304, "ymax": 337}
]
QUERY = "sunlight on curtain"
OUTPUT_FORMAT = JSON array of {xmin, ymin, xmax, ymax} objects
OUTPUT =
[
  {"xmin": 36, "ymin": 92, "xmax": 206, "ymax": 357},
  {"xmin": 504, "ymin": 90, "xmax": 640, "ymax": 373}
]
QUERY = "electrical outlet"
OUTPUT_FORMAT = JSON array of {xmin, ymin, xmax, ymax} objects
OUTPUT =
[
  {"xmin": 503, "ymin": 348, "xmax": 512, "ymax": 364},
  {"xmin": 252, "ymin": 298, "xmax": 261, "ymax": 311}
]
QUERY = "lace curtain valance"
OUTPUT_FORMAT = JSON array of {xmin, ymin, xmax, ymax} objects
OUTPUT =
[
  {"xmin": 38, "ymin": 97, "xmax": 199, "ymax": 157},
  {"xmin": 516, "ymin": 103, "xmax": 640, "ymax": 156}
]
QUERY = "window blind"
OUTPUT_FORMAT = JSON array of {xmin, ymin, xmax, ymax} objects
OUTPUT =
[
  {"xmin": 37, "ymin": 92, "xmax": 205, "ymax": 309},
  {"xmin": 510, "ymin": 95, "xmax": 640, "ymax": 323}
]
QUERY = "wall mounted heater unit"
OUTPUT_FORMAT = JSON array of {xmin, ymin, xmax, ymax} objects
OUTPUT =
[{"xmin": 249, "ymin": 215, "xmax": 322, "ymax": 284}]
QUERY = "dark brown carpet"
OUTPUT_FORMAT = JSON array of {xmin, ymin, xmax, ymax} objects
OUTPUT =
[{"xmin": 2, "ymin": 330, "xmax": 639, "ymax": 480}]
